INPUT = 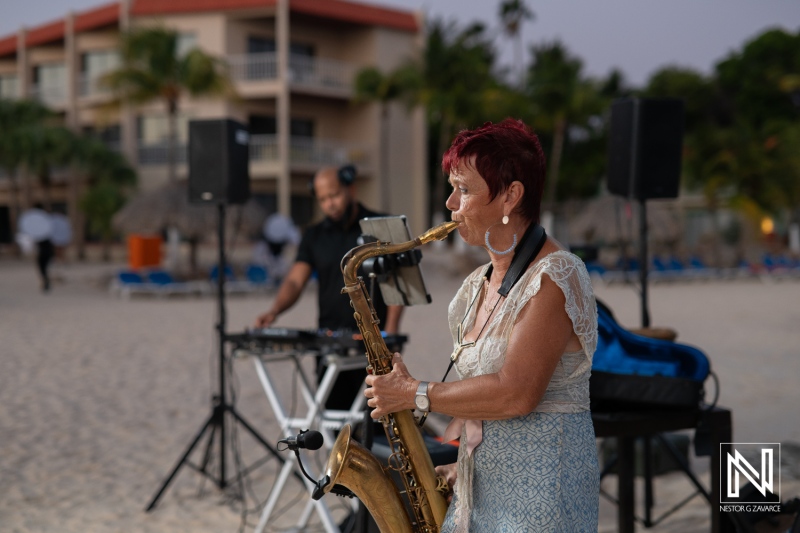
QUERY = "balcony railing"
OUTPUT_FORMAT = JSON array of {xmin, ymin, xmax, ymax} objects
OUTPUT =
[
  {"xmin": 138, "ymin": 136, "xmax": 369, "ymax": 167},
  {"xmin": 250, "ymin": 134, "xmax": 278, "ymax": 161},
  {"xmin": 288, "ymin": 55, "xmax": 357, "ymax": 92},
  {"xmin": 29, "ymin": 84, "xmax": 66, "ymax": 107},
  {"xmin": 227, "ymin": 52, "xmax": 278, "ymax": 82},
  {"xmin": 137, "ymin": 142, "xmax": 188, "ymax": 166},
  {"xmin": 78, "ymin": 73, "xmax": 112, "ymax": 98},
  {"xmin": 251, "ymin": 135, "xmax": 370, "ymax": 167},
  {"xmin": 227, "ymin": 53, "xmax": 357, "ymax": 93}
]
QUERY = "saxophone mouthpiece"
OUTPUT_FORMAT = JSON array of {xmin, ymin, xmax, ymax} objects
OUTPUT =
[{"xmin": 418, "ymin": 220, "xmax": 460, "ymax": 244}]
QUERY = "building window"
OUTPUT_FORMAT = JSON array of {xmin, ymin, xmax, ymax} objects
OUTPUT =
[
  {"xmin": 248, "ymin": 115, "xmax": 314, "ymax": 137},
  {"xmin": 136, "ymin": 114, "xmax": 190, "ymax": 165},
  {"xmin": 177, "ymin": 33, "xmax": 197, "ymax": 57},
  {"xmin": 0, "ymin": 74, "xmax": 18, "ymax": 98},
  {"xmin": 33, "ymin": 63, "xmax": 66, "ymax": 87},
  {"xmin": 32, "ymin": 63, "xmax": 66, "ymax": 103},
  {"xmin": 290, "ymin": 43, "xmax": 314, "ymax": 58},
  {"xmin": 248, "ymin": 36, "xmax": 275, "ymax": 54},
  {"xmin": 81, "ymin": 50, "xmax": 120, "ymax": 77},
  {"xmin": 79, "ymin": 50, "xmax": 119, "ymax": 96},
  {"xmin": 83, "ymin": 124, "xmax": 121, "ymax": 151},
  {"xmin": 246, "ymin": 36, "xmax": 315, "ymax": 58},
  {"xmin": 137, "ymin": 114, "xmax": 189, "ymax": 145},
  {"xmin": 290, "ymin": 118, "xmax": 314, "ymax": 138}
]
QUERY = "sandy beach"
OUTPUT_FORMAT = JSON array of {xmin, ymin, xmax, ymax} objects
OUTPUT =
[{"xmin": 1, "ymin": 247, "xmax": 798, "ymax": 532}]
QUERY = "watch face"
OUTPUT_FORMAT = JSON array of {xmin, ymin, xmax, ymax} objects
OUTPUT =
[{"xmin": 415, "ymin": 394, "xmax": 430, "ymax": 411}]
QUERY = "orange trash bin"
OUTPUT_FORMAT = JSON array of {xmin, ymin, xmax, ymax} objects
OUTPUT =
[{"xmin": 128, "ymin": 234, "xmax": 162, "ymax": 270}]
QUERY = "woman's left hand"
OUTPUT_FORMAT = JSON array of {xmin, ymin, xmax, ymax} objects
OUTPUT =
[{"xmin": 364, "ymin": 353, "xmax": 417, "ymax": 419}]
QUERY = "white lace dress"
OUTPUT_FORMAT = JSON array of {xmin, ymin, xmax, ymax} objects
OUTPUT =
[{"xmin": 441, "ymin": 250, "xmax": 600, "ymax": 533}]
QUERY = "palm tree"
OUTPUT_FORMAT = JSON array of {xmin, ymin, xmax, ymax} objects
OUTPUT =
[
  {"xmin": 0, "ymin": 98, "xmax": 136, "ymax": 257},
  {"xmin": 78, "ymin": 137, "xmax": 137, "ymax": 260},
  {"xmin": 391, "ymin": 20, "xmax": 501, "ymax": 223},
  {"xmin": 526, "ymin": 41, "xmax": 605, "ymax": 207},
  {"xmin": 101, "ymin": 27, "xmax": 231, "ymax": 184},
  {"xmin": 498, "ymin": 0, "xmax": 534, "ymax": 87},
  {"xmin": 101, "ymin": 27, "xmax": 232, "ymax": 269},
  {"xmin": 354, "ymin": 66, "xmax": 418, "ymax": 211},
  {"xmin": 0, "ymin": 99, "xmax": 53, "ymax": 232}
]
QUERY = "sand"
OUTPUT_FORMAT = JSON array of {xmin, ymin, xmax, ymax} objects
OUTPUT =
[{"xmin": 1, "ymin": 247, "xmax": 798, "ymax": 532}]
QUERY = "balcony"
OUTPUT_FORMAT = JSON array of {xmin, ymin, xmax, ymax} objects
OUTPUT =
[
  {"xmin": 137, "ymin": 142, "xmax": 188, "ymax": 166},
  {"xmin": 251, "ymin": 135, "xmax": 370, "ymax": 168},
  {"xmin": 29, "ymin": 84, "xmax": 67, "ymax": 108},
  {"xmin": 227, "ymin": 52, "xmax": 278, "ymax": 82},
  {"xmin": 137, "ymin": 135, "xmax": 370, "ymax": 170},
  {"xmin": 0, "ymin": 77, "xmax": 19, "ymax": 100},
  {"xmin": 227, "ymin": 53, "xmax": 358, "ymax": 97},
  {"xmin": 78, "ymin": 73, "xmax": 112, "ymax": 99}
]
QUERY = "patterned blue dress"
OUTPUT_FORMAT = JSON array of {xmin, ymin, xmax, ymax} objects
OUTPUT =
[{"xmin": 441, "ymin": 251, "xmax": 600, "ymax": 532}]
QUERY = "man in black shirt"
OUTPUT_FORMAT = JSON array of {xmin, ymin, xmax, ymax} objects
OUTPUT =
[{"xmin": 255, "ymin": 165, "xmax": 402, "ymax": 408}]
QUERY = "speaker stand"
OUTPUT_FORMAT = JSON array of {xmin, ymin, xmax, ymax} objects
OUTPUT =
[
  {"xmin": 145, "ymin": 202, "xmax": 282, "ymax": 511},
  {"xmin": 637, "ymin": 197, "xmax": 651, "ymax": 328}
]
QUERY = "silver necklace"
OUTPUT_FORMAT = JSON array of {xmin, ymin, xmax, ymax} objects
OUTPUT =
[{"xmin": 450, "ymin": 276, "xmax": 503, "ymax": 363}]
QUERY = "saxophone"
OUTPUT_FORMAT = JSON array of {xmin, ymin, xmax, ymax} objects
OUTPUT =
[{"xmin": 313, "ymin": 220, "xmax": 460, "ymax": 533}]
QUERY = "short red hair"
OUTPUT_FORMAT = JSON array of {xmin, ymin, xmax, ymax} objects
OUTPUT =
[{"xmin": 442, "ymin": 118, "xmax": 547, "ymax": 224}]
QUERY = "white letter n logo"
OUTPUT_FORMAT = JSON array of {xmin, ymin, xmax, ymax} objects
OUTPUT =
[{"xmin": 727, "ymin": 449, "xmax": 773, "ymax": 498}]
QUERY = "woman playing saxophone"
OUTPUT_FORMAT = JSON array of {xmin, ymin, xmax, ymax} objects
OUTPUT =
[{"xmin": 364, "ymin": 119, "xmax": 601, "ymax": 532}]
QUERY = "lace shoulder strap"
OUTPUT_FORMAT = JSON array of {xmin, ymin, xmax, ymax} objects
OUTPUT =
[{"xmin": 512, "ymin": 251, "xmax": 598, "ymax": 357}]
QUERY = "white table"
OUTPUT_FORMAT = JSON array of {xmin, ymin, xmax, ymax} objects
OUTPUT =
[{"xmin": 236, "ymin": 346, "xmax": 368, "ymax": 533}]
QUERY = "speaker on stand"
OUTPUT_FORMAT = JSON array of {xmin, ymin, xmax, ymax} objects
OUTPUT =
[
  {"xmin": 146, "ymin": 118, "xmax": 284, "ymax": 511},
  {"xmin": 607, "ymin": 98, "xmax": 685, "ymax": 328}
]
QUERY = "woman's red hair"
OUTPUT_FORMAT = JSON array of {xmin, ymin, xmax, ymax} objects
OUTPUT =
[{"xmin": 442, "ymin": 118, "xmax": 547, "ymax": 223}]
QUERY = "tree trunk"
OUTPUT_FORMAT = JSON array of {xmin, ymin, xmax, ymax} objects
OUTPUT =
[
  {"xmin": 40, "ymin": 172, "xmax": 53, "ymax": 211},
  {"xmin": 102, "ymin": 234, "xmax": 112, "ymax": 262},
  {"xmin": 68, "ymin": 166, "xmax": 86, "ymax": 261},
  {"xmin": 432, "ymin": 117, "xmax": 453, "ymax": 226},
  {"xmin": 545, "ymin": 116, "xmax": 566, "ymax": 207},
  {"xmin": 8, "ymin": 171, "xmax": 22, "ymax": 257},
  {"xmin": 165, "ymin": 98, "xmax": 181, "ymax": 271},
  {"xmin": 189, "ymin": 237, "xmax": 199, "ymax": 274},
  {"xmin": 21, "ymin": 166, "xmax": 32, "ymax": 209},
  {"xmin": 515, "ymin": 35, "xmax": 525, "ymax": 89},
  {"xmin": 167, "ymin": 99, "xmax": 178, "ymax": 184},
  {"xmin": 380, "ymin": 103, "xmax": 390, "ymax": 212}
]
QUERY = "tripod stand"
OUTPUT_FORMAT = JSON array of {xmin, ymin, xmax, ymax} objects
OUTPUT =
[{"xmin": 146, "ymin": 202, "xmax": 282, "ymax": 511}]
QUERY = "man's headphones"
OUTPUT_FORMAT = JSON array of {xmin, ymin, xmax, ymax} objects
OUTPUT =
[
  {"xmin": 337, "ymin": 164, "xmax": 357, "ymax": 186},
  {"xmin": 309, "ymin": 164, "xmax": 357, "ymax": 195}
]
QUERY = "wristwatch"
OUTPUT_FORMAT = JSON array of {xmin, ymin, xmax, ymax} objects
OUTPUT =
[{"xmin": 414, "ymin": 381, "xmax": 431, "ymax": 413}]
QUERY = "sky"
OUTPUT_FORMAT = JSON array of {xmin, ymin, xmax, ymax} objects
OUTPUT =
[{"xmin": 0, "ymin": 0, "xmax": 798, "ymax": 86}]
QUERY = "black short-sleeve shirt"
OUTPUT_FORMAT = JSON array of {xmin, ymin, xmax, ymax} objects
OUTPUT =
[{"xmin": 295, "ymin": 202, "xmax": 388, "ymax": 330}]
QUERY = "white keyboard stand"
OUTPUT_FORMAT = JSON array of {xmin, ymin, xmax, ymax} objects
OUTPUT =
[{"xmin": 239, "ymin": 347, "xmax": 367, "ymax": 533}]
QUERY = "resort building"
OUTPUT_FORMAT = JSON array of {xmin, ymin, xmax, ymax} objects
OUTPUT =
[{"xmin": 0, "ymin": 0, "xmax": 429, "ymax": 243}]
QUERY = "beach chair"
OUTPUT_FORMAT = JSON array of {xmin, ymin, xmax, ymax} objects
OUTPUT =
[
  {"xmin": 683, "ymin": 255, "xmax": 715, "ymax": 281},
  {"xmin": 145, "ymin": 270, "xmax": 201, "ymax": 296},
  {"xmin": 245, "ymin": 264, "xmax": 270, "ymax": 290},
  {"xmin": 110, "ymin": 271, "xmax": 164, "ymax": 299},
  {"xmin": 762, "ymin": 253, "xmax": 800, "ymax": 280},
  {"xmin": 650, "ymin": 256, "xmax": 674, "ymax": 282},
  {"xmin": 210, "ymin": 265, "xmax": 252, "ymax": 294}
]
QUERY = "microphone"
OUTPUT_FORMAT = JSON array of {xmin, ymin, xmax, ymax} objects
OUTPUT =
[{"xmin": 279, "ymin": 429, "xmax": 323, "ymax": 451}]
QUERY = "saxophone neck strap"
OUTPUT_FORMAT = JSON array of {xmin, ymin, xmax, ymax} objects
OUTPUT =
[{"xmin": 486, "ymin": 223, "xmax": 547, "ymax": 297}]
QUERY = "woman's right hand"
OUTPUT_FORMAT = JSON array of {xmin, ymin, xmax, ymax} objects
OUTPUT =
[{"xmin": 435, "ymin": 463, "xmax": 457, "ymax": 503}]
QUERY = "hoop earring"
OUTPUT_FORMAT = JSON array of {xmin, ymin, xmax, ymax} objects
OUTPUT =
[{"xmin": 485, "ymin": 223, "xmax": 517, "ymax": 255}]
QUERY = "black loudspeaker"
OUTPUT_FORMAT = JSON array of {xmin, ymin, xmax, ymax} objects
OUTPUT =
[
  {"xmin": 188, "ymin": 118, "xmax": 250, "ymax": 204},
  {"xmin": 607, "ymin": 98, "xmax": 685, "ymax": 200}
]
